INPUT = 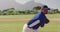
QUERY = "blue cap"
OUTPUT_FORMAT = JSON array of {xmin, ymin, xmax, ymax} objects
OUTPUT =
[{"xmin": 43, "ymin": 5, "xmax": 50, "ymax": 10}]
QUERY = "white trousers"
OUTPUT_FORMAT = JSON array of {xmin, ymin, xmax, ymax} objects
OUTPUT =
[{"xmin": 22, "ymin": 24, "xmax": 37, "ymax": 32}]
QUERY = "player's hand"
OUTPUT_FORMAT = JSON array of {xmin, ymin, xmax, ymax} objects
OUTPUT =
[
  {"xmin": 45, "ymin": 19, "xmax": 49, "ymax": 24},
  {"xmin": 41, "ymin": 24, "xmax": 44, "ymax": 27}
]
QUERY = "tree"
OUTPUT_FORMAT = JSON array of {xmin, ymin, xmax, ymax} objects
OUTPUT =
[
  {"xmin": 33, "ymin": 6, "xmax": 41, "ymax": 11},
  {"xmin": 0, "ymin": 10, "xmax": 2, "ymax": 15},
  {"xmin": 32, "ymin": 6, "xmax": 41, "ymax": 14},
  {"xmin": 48, "ymin": 9, "xmax": 60, "ymax": 14}
]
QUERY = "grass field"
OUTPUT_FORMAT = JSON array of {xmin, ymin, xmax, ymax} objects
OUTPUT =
[
  {"xmin": 0, "ymin": 14, "xmax": 60, "ymax": 32},
  {"xmin": 0, "ymin": 14, "xmax": 60, "ymax": 19},
  {"xmin": 0, "ymin": 21, "xmax": 60, "ymax": 32}
]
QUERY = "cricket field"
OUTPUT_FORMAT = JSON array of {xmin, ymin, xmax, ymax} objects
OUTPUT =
[{"xmin": 0, "ymin": 14, "xmax": 60, "ymax": 32}]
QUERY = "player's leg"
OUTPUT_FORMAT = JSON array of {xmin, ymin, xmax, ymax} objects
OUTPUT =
[
  {"xmin": 22, "ymin": 24, "xmax": 37, "ymax": 32},
  {"xmin": 22, "ymin": 24, "xmax": 32, "ymax": 32},
  {"xmin": 31, "ymin": 29, "xmax": 37, "ymax": 32},
  {"xmin": 22, "ymin": 24, "xmax": 27, "ymax": 32}
]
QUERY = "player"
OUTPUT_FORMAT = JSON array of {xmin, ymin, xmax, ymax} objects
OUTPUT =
[{"xmin": 22, "ymin": 5, "xmax": 50, "ymax": 32}]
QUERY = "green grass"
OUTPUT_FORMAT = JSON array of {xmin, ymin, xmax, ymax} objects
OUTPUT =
[
  {"xmin": 0, "ymin": 21, "xmax": 26, "ymax": 32},
  {"xmin": 46, "ymin": 14, "xmax": 60, "ymax": 18},
  {"xmin": 0, "ymin": 14, "xmax": 60, "ymax": 19},
  {"xmin": 0, "ymin": 14, "xmax": 60, "ymax": 32},
  {"xmin": 38, "ymin": 22, "xmax": 60, "ymax": 32},
  {"xmin": 0, "ymin": 21, "xmax": 60, "ymax": 32}
]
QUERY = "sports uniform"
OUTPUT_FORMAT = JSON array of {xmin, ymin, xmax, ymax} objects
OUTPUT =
[{"xmin": 22, "ymin": 11, "xmax": 47, "ymax": 32}]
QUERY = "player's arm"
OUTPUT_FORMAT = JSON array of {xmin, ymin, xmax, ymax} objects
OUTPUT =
[
  {"xmin": 40, "ymin": 15, "xmax": 49, "ymax": 27},
  {"xmin": 27, "ymin": 13, "xmax": 40, "ymax": 27},
  {"xmin": 40, "ymin": 18, "xmax": 49, "ymax": 27}
]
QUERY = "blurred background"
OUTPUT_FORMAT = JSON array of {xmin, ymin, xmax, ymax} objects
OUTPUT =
[{"xmin": 0, "ymin": 0, "xmax": 60, "ymax": 32}]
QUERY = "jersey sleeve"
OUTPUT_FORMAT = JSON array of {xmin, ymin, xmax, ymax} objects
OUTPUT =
[{"xmin": 39, "ymin": 14, "xmax": 47, "ymax": 26}]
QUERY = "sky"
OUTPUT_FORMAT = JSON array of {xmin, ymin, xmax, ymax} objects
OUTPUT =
[{"xmin": 16, "ymin": 0, "xmax": 60, "ymax": 10}]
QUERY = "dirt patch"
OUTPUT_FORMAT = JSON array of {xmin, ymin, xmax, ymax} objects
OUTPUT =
[
  {"xmin": 0, "ymin": 18, "xmax": 60, "ymax": 22},
  {"xmin": 49, "ymin": 18, "xmax": 60, "ymax": 22}
]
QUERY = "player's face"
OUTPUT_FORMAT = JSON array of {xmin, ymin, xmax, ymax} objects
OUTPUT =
[{"xmin": 43, "ymin": 8, "xmax": 48, "ymax": 14}]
